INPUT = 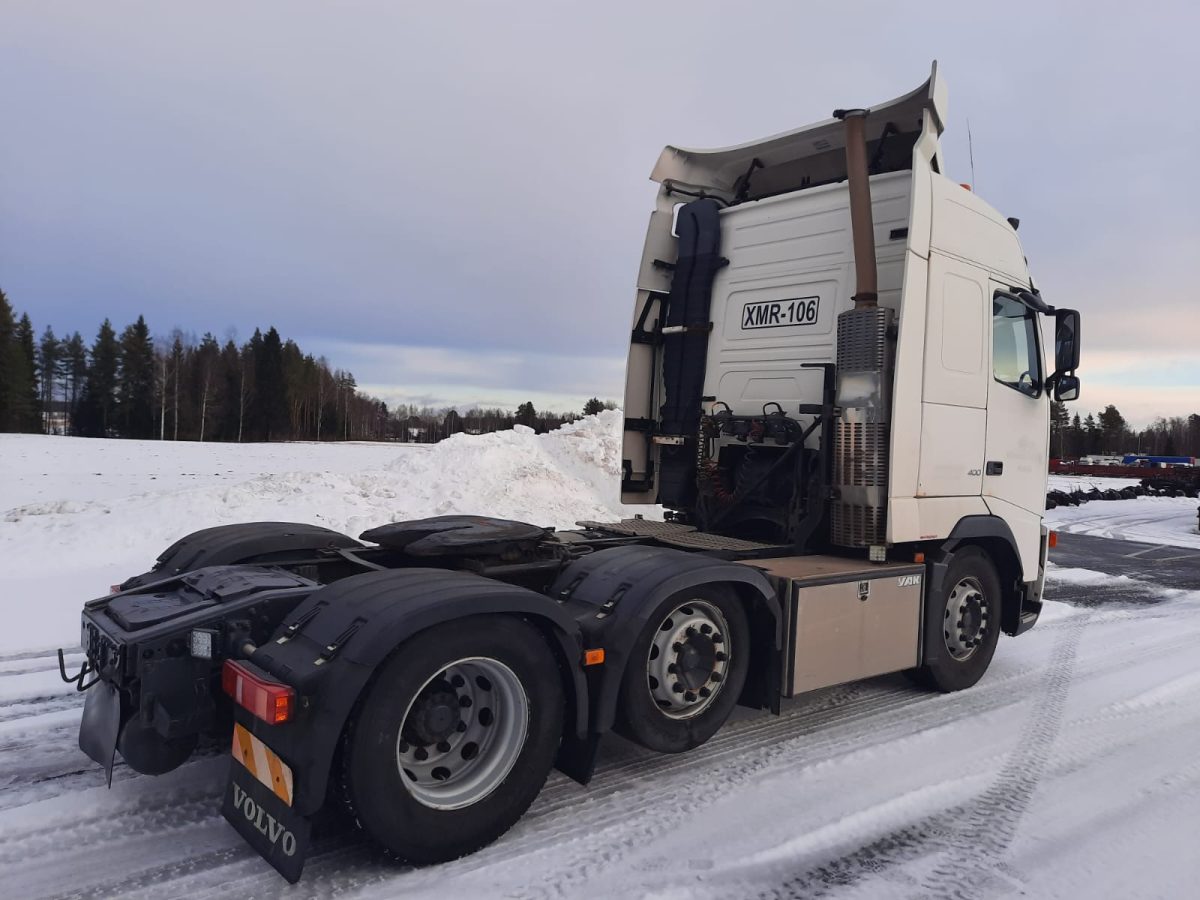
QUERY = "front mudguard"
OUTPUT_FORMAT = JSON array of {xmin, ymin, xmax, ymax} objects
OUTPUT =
[{"xmin": 243, "ymin": 568, "xmax": 590, "ymax": 817}]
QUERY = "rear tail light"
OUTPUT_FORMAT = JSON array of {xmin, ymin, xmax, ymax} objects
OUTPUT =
[{"xmin": 222, "ymin": 660, "xmax": 295, "ymax": 725}]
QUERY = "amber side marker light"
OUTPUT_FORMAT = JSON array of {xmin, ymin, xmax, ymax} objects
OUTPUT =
[
  {"xmin": 222, "ymin": 660, "xmax": 295, "ymax": 725},
  {"xmin": 1048, "ymin": 531, "xmax": 1058, "ymax": 549},
  {"xmin": 584, "ymin": 648, "xmax": 606, "ymax": 666},
  {"xmin": 913, "ymin": 552, "xmax": 926, "ymax": 563}
]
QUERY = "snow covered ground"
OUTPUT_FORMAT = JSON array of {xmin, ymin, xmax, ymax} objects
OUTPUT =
[
  {"xmin": 1046, "ymin": 472, "xmax": 1200, "ymax": 550},
  {"xmin": 1047, "ymin": 497, "xmax": 1200, "ymax": 550},
  {"xmin": 1, "ymin": 420, "xmax": 1198, "ymax": 898},
  {"xmin": 0, "ymin": 411, "xmax": 646, "ymax": 655}
]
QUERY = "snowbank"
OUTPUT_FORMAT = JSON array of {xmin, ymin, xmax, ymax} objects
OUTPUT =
[{"xmin": 0, "ymin": 412, "xmax": 655, "ymax": 653}]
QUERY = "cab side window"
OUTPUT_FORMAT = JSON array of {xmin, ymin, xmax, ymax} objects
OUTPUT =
[{"xmin": 992, "ymin": 293, "xmax": 1042, "ymax": 397}]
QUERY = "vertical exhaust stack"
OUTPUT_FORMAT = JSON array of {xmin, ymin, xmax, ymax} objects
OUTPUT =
[
  {"xmin": 839, "ymin": 109, "xmax": 878, "ymax": 309},
  {"xmin": 830, "ymin": 108, "xmax": 894, "ymax": 552}
]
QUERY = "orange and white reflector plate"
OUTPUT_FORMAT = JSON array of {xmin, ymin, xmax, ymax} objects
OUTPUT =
[{"xmin": 232, "ymin": 722, "xmax": 294, "ymax": 807}]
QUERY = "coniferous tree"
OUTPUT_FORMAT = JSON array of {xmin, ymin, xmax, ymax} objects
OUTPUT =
[
  {"xmin": 192, "ymin": 333, "xmax": 220, "ymax": 441},
  {"xmin": 583, "ymin": 397, "xmax": 605, "ymax": 416},
  {"xmin": 1081, "ymin": 413, "xmax": 1098, "ymax": 456},
  {"xmin": 243, "ymin": 327, "xmax": 287, "ymax": 441},
  {"xmin": 169, "ymin": 333, "xmax": 186, "ymax": 440},
  {"xmin": 217, "ymin": 338, "xmax": 252, "ymax": 442},
  {"xmin": 117, "ymin": 315, "xmax": 156, "ymax": 438},
  {"xmin": 62, "ymin": 331, "xmax": 87, "ymax": 434},
  {"xmin": 39, "ymin": 326, "xmax": 60, "ymax": 432},
  {"xmin": 1097, "ymin": 405, "xmax": 1127, "ymax": 455},
  {"xmin": 1049, "ymin": 401, "xmax": 1069, "ymax": 459},
  {"xmin": 78, "ymin": 319, "xmax": 120, "ymax": 436},
  {"xmin": 14, "ymin": 313, "xmax": 42, "ymax": 431},
  {"xmin": 516, "ymin": 401, "xmax": 537, "ymax": 430},
  {"xmin": 0, "ymin": 288, "xmax": 16, "ymax": 431},
  {"xmin": 1067, "ymin": 413, "xmax": 1082, "ymax": 459}
]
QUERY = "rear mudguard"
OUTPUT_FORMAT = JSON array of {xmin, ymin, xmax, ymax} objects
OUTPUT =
[
  {"xmin": 122, "ymin": 522, "xmax": 362, "ymax": 589},
  {"xmin": 243, "ymin": 568, "xmax": 588, "ymax": 817},
  {"xmin": 550, "ymin": 544, "xmax": 782, "ymax": 739}
]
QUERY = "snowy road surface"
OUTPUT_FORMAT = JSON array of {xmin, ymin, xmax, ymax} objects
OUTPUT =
[
  {"xmin": 1, "ymin": 425, "xmax": 1198, "ymax": 898},
  {"xmin": 0, "ymin": 537, "xmax": 1196, "ymax": 899}
]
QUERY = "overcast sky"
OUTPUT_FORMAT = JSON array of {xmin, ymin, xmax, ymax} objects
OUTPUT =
[{"xmin": 3, "ymin": 1, "xmax": 1197, "ymax": 426}]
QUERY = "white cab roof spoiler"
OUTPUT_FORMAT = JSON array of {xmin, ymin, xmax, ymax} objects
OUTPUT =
[{"xmin": 650, "ymin": 62, "xmax": 947, "ymax": 198}]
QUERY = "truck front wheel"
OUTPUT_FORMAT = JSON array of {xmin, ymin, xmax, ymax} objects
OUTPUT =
[
  {"xmin": 343, "ymin": 615, "xmax": 564, "ymax": 863},
  {"xmin": 614, "ymin": 586, "xmax": 750, "ymax": 753},
  {"xmin": 910, "ymin": 547, "xmax": 1002, "ymax": 692}
]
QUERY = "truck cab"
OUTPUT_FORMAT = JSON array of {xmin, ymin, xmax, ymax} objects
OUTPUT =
[{"xmin": 620, "ymin": 62, "xmax": 1080, "ymax": 601}]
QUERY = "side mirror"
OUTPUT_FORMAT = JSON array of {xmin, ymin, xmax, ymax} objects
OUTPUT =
[
  {"xmin": 1053, "ymin": 373, "xmax": 1080, "ymax": 402},
  {"xmin": 1054, "ymin": 309, "xmax": 1081, "ymax": 373}
]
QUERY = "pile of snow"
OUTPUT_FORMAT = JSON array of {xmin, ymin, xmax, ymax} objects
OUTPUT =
[
  {"xmin": 0, "ymin": 411, "xmax": 654, "ymax": 654},
  {"xmin": 379, "ymin": 411, "xmax": 633, "ymax": 529}
]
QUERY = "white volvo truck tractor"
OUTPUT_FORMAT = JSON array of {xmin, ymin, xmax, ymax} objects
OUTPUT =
[{"xmin": 63, "ymin": 64, "xmax": 1081, "ymax": 882}]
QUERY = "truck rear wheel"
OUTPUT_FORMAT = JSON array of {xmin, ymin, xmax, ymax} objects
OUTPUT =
[
  {"xmin": 910, "ymin": 547, "xmax": 1001, "ymax": 692},
  {"xmin": 614, "ymin": 586, "xmax": 749, "ymax": 753},
  {"xmin": 343, "ymin": 615, "xmax": 563, "ymax": 864}
]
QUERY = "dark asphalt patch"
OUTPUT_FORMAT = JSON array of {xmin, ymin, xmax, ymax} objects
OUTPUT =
[
  {"xmin": 1042, "ymin": 578, "xmax": 1170, "ymax": 609},
  {"xmin": 1050, "ymin": 532, "xmax": 1200, "ymax": 591}
]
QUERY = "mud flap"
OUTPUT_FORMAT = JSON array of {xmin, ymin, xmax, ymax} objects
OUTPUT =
[
  {"xmin": 79, "ymin": 682, "xmax": 121, "ymax": 787},
  {"xmin": 222, "ymin": 760, "xmax": 311, "ymax": 883}
]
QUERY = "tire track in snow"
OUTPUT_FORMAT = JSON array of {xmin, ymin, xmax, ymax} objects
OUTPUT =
[
  {"xmin": 700, "ymin": 611, "xmax": 1093, "ymax": 900},
  {"xmin": 472, "ymin": 616, "xmax": 1196, "ymax": 900},
  {"xmin": 917, "ymin": 611, "xmax": 1091, "ymax": 899},
  {"xmin": 483, "ymin": 640, "xmax": 1082, "ymax": 900},
  {"xmin": 677, "ymin": 671, "xmax": 1200, "ymax": 900},
  {"xmin": 0, "ymin": 695, "xmax": 82, "ymax": 724}
]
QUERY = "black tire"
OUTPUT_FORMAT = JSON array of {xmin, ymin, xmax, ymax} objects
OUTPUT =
[
  {"xmin": 344, "ymin": 615, "xmax": 563, "ymax": 864},
  {"xmin": 614, "ymin": 585, "xmax": 750, "ymax": 753},
  {"xmin": 908, "ymin": 547, "xmax": 1001, "ymax": 693}
]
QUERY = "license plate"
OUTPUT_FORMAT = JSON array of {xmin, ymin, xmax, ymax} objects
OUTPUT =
[
  {"xmin": 223, "ymin": 743, "xmax": 310, "ymax": 883},
  {"xmin": 741, "ymin": 296, "xmax": 820, "ymax": 330}
]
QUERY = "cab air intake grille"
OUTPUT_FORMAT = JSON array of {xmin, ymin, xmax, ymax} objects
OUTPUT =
[
  {"xmin": 830, "ymin": 503, "xmax": 887, "ymax": 548},
  {"xmin": 831, "ymin": 306, "xmax": 894, "ymax": 548}
]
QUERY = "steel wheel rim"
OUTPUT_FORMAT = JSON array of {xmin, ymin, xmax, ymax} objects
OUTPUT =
[
  {"xmin": 646, "ymin": 599, "xmax": 730, "ymax": 719},
  {"xmin": 944, "ymin": 576, "xmax": 989, "ymax": 661},
  {"xmin": 396, "ymin": 656, "xmax": 528, "ymax": 810}
]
